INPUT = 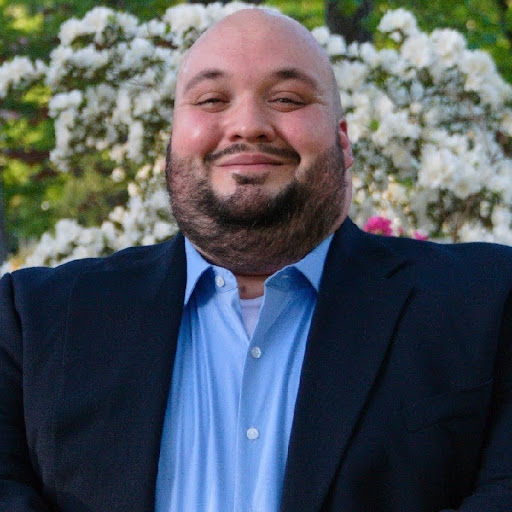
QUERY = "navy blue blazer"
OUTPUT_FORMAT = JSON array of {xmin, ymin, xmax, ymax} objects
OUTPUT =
[{"xmin": 1, "ymin": 218, "xmax": 512, "ymax": 511}]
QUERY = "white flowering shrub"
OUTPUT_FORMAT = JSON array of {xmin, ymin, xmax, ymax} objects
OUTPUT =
[
  {"xmin": 1, "ymin": 3, "xmax": 512, "ymax": 274},
  {"xmin": 315, "ymin": 8, "xmax": 512, "ymax": 244},
  {"xmin": 0, "ymin": 158, "xmax": 175, "ymax": 275}
]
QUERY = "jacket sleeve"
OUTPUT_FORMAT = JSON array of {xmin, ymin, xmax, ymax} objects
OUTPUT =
[
  {"xmin": 441, "ymin": 290, "xmax": 512, "ymax": 511},
  {"xmin": 0, "ymin": 273, "xmax": 51, "ymax": 511}
]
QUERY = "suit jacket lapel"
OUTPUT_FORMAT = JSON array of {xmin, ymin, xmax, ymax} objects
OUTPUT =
[
  {"xmin": 281, "ymin": 220, "xmax": 413, "ymax": 512},
  {"xmin": 54, "ymin": 234, "xmax": 186, "ymax": 512}
]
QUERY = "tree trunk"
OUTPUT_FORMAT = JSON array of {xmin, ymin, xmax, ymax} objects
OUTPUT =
[
  {"xmin": 187, "ymin": 0, "xmax": 264, "ymax": 4},
  {"xmin": 0, "ymin": 173, "xmax": 8, "ymax": 264},
  {"xmin": 325, "ymin": 0, "xmax": 373, "ymax": 43},
  {"xmin": 497, "ymin": 0, "xmax": 512, "ymax": 42}
]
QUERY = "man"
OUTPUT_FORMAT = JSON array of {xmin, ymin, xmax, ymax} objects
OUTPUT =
[{"xmin": 1, "ymin": 8, "xmax": 512, "ymax": 512}]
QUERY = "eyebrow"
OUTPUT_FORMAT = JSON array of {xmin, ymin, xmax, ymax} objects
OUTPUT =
[
  {"xmin": 182, "ymin": 67, "xmax": 320, "ymax": 94},
  {"xmin": 183, "ymin": 69, "xmax": 225, "ymax": 94},
  {"xmin": 271, "ymin": 68, "xmax": 320, "ymax": 92}
]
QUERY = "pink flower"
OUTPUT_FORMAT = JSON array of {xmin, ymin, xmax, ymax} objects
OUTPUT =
[
  {"xmin": 413, "ymin": 230, "xmax": 428, "ymax": 241},
  {"xmin": 363, "ymin": 216, "xmax": 393, "ymax": 236}
]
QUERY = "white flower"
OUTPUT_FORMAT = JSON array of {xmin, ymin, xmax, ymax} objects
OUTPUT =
[
  {"xmin": 115, "ymin": 12, "xmax": 139, "ymax": 36},
  {"xmin": 119, "ymin": 38, "xmax": 155, "ymax": 71},
  {"xmin": 389, "ymin": 31, "xmax": 402, "ymax": 43},
  {"xmin": 378, "ymin": 9, "xmax": 418, "ymax": 37},
  {"xmin": 492, "ymin": 206, "xmax": 512, "ymax": 227},
  {"xmin": 0, "ymin": 56, "xmax": 41, "ymax": 97},
  {"xmin": 376, "ymin": 49, "xmax": 400, "ymax": 74},
  {"xmin": 71, "ymin": 47, "xmax": 109, "ymax": 75},
  {"xmin": 460, "ymin": 49, "xmax": 495, "ymax": 83},
  {"xmin": 489, "ymin": 161, "xmax": 512, "ymax": 202},
  {"xmin": 326, "ymin": 35, "xmax": 346, "ymax": 56},
  {"xmin": 137, "ymin": 20, "xmax": 166, "ymax": 39},
  {"xmin": 111, "ymin": 168, "xmax": 126, "ymax": 182},
  {"xmin": 385, "ymin": 141, "xmax": 415, "ymax": 169},
  {"xmin": 113, "ymin": 88, "xmax": 134, "ymax": 125},
  {"xmin": 311, "ymin": 26, "xmax": 330, "ymax": 47},
  {"xmin": 154, "ymin": 221, "xmax": 174, "ymax": 240},
  {"xmin": 418, "ymin": 145, "xmax": 454, "ymax": 189},
  {"xmin": 458, "ymin": 222, "xmax": 495, "ymax": 242},
  {"xmin": 82, "ymin": 84, "xmax": 117, "ymax": 121},
  {"xmin": 127, "ymin": 182, "xmax": 140, "ymax": 197},
  {"xmin": 385, "ymin": 182, "xmax": 408, "ymax": 203},
  {"xmin": 334, "ymin": 61, "xmax": 369, "ymax": 91},
  {"xmin": 142, "ymin": 234, "xmax": 156, "ymax": 246},
  {"xmin": 109, "ymin": 206, "xmax": 125, "ymax": 224},
  {"xmin": 59, "ymin": 18, "xmax": 84, "ymax": 45},
  {"xmin": 133, "ymin": 90, "xmax": 159, "ymax": 116},
  {"xmin": 101, "ymin": 221, "xmax": 117, "ymax": 243},
  {"xmin": 126, "ymin": 121, "xmax": 144, "ymax": 162},
  {"xmin": 359, "ymin": 43, "xmax": 379, "ymax": 67},
  {"xmin": 82, "ymin": 7, "xmax": 113, "ymax": 33},
  {"xmin": 501, "ymin": 113, "xmax": 512, "ymax": 137},
  {"xmin": 46, "ymin": 46, "xmax": 74, "ymax": 86},
  {"xmin": 401, "ymin": 33, "xmax": 433, "ymax": 68},
  {"xmin": 148, "ymin": 189, "xmax": 170, "ymax": 211},
  {"xmin": 450, "ymin": 165, "xmax": 480, "ymax": 199},
  {"xmin": 161, "ymin": 69, "xmax": 178, "ymax": 97},
  {"xmin": 0, "ymin": 261, "xmax": 12, "ymax": 277},
  {"xmin": 163, "ymin": 4, "xmax": 209, "ymax": 35},
  {"xmin": 49, "ymin": 90, "xmax": 83, "ymax": 115},
  {"xmin": 410, "ymin": 81, "xmax": 424, "ymax": 101},
  {"xmin": 430, "ymin": 29, "xmax": 466, "ymax": 67}
]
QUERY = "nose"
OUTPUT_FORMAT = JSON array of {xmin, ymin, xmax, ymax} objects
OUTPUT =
[{"xmin": 223, "ymin": 96, "xmax": 276, "ymax": 143}]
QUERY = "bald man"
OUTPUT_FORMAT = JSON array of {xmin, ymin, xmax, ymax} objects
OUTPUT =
[{"xmin": 1, "ymin": 9, "xmax": 512, "ymax": 512}]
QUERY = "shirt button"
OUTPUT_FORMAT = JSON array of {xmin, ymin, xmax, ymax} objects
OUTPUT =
[
  {"xmin": 251, "ymin": 346, "xmax": 262, "ymax": 359},
  {"xmin": 215, "ymin": 275, "xmax": 225, "ymax": 288},
  {"xmin": 246, "ymin": 427, "xmax": 259, "ymax": 440}
]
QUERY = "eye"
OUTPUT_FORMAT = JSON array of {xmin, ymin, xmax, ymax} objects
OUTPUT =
[
  {"xmin": 272, "ymin": 97, "xmax": 304, "ymax": 105},
  {"xmin": 269, "ymin": 91, "xmax": 307, "ymax": 111},
  {"xmin": 196, "ymin": 97, "xmax": 223, "ymax": 106},
  {"xmin": 194, "ymin": 95, "xmax": 228, "ymax": 111}
]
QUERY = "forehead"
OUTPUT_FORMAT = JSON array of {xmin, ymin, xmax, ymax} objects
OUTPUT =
[{"xmin": 176, "ymin": 15, "xmax": 331, "ymax": 94}]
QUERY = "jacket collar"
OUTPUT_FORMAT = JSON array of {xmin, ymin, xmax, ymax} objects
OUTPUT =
[{"xmin": 281, "ymin": 218, "xmax": 413, "ymax": 512}]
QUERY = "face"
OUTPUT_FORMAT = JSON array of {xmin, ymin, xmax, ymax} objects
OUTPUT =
[{"xmin": 167, "ymin": 10, "xmax": 353, "ymax": 274}]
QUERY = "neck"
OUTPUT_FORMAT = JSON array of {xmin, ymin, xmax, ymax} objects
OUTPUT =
[{"xmin": 235, "ymin": 273, "xmax": 269, "ymax": 299}]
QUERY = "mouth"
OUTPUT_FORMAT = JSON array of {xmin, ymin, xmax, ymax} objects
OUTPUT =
[
  {"xmin": 215, "ymin": 154, "xmax": 288, "ymax": 175},
  {"xmin": 217, "ymin": 154, "xmax": 286, "ymax": 167}
]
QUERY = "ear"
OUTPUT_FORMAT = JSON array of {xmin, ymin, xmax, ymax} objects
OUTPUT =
[
  {"xmin": 338, "ymin": 118, "xmax": 354, "ymax": 171},
  {"xmin": 337, "ymin": 118, "xmax": 353, "ymax": 221}
]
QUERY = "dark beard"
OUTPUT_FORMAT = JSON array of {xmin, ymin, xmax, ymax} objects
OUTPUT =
[{"xmin": 166, "ymin": 142, "xmax": 346, "ymax": 275}]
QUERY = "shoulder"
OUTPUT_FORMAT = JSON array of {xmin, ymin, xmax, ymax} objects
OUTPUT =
[
  {"xmin": 3, "ymin": 234, "xmax": 184, "ymax": 300},
  {"xmin": 382, "ymin": 234, "xmax": 512, "ymax": 273},
  {"xmin": 333, "ymin": 219, "xmax": 512, "ymax": 294},
  {"xmin": 383, "ymin": 233, "xmax": 512, "ymax": 263},
  {"xmin": 367, "ymin": 234, "xmax": 512, "ymax": 302}
]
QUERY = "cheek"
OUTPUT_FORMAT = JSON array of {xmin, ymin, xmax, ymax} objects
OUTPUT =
[
  {"xmin": 281, "ymin": 111, "xmax": 335, "ymax": 156},
  {"xmin": 171, "ymin": 111, "xmax": 221, "ymax": 156}
]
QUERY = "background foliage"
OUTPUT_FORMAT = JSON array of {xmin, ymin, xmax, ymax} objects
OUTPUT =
[{"xmin": 1, "ymin": 0, "xmax": 511, "ymax": 264}]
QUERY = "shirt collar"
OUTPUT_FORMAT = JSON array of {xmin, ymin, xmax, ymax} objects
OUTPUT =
[
  {"xmin": 183, "ymin": 234, "xmax": 334, "ymax": 305},
  {"xmin": 184, "ymin": 239, "xmax": 212, "ymax": 305},
  {"xmin": 288, "ymin": 233, "xmax": 333, "ymax": 291}
]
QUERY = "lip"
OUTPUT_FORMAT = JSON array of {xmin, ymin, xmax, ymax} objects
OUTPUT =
[{"xmin": 216, "ymin": 154, "xmax": 285, "ymax": 167}]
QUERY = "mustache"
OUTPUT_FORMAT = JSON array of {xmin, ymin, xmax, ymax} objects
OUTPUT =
[{"xmin": 204, "ymin": 143, "xmax": 300, "ymax": 164}]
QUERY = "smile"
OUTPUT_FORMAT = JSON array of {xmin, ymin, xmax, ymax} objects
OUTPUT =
[{"xmin": 217, "ymin": 154, "xmax": 286, "ymax": 167}]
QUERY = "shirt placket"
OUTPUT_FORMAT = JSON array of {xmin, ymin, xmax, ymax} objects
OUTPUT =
[{"xmin": 233, "ymin": 284, "xmax": 291, "ymax": 512}]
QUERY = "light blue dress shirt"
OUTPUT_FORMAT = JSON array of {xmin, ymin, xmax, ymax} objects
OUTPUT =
[{"xmin": 155, "ymin": 235, "xmax": 333, "ymax": 512}]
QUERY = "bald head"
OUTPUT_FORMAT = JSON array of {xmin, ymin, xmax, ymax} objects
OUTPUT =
[{"xmin": 176, "ymin": 8, "xmax": 342, "ymax": 116}]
